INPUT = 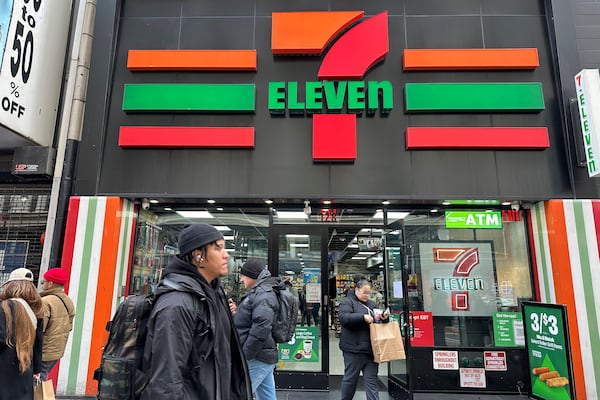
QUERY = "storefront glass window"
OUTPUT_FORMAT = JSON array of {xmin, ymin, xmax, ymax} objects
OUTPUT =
[
  {"xmin": 129, "ymin": 207, "xmax": 269, "ymax": 300},
  {"xmin": 387, "ymin": 210, "xmax": 532, "ymax": 350}
]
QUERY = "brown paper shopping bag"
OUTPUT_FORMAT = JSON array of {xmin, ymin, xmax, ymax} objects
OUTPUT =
[
  {"xmin": 34, "ymin": 379, "xmax": 56, "ymax": 400},
  {"xmin": 369, "ymin": 320, "xmax": 406, "ymax": 363}
]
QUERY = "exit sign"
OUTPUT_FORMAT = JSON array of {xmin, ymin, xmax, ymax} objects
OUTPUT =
[{"xmin": 445, "ymin": 211, "xmax": 503, "ymax": 229}]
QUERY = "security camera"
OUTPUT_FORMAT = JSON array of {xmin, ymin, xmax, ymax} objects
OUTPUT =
[
  {"xmin": 510, "ymin": 201, "xmax": 520, "ymax": 212},
  {"xmin": 141, "ymin": 198, "xmax": 150, "ymax": 210},
  {"xmin": 303, "ymin": 200, "xmax": 311, "ymax": 216}
]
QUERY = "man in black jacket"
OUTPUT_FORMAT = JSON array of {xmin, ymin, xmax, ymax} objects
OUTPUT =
[
  {"xmin": 141, "ymin": 224, "xmax": 252, "ymax": 400},
  {"xmin": 233, "ymin": 259, "xmax": 280, "ymax": 400}
]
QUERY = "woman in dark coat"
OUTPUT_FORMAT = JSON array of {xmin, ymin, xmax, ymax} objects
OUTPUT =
[
  {"xmin": 338, "ymin": 276, "xmax": 389, "ymax": 400},
  {"xmin": 0, "ymin": 268, "xmax": 44, "ymax": 400}
]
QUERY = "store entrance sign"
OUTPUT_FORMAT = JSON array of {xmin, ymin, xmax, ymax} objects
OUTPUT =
[
  {"xmin": 574, "ymin": 69, "xmax": 600, "ymax": 177},
  {"xmin": 522, "ymin": 302, "xmax": 575, "ymax": 400},
  {"xmin": 445, "ymin": 211, "xmax": 502, "ymax": 229}
]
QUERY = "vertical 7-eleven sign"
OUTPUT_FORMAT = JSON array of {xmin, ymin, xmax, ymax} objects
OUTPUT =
[{"xmin": 420, "ymin": 242, "xmax": 497, "ymax": 317}]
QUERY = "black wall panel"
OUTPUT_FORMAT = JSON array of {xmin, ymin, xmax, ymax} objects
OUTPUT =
[{"xmin": 75, "ymin": 0, "xmax": 588, "ymax": 201}]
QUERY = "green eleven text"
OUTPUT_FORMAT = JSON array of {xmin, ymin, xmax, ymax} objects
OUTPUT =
[{"xmin": 268, "ymin": 81, "xmax": 393, "ymax": 115}]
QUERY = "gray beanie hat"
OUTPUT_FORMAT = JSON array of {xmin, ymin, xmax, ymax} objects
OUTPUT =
[
  {"xmin": 178, "ymin": 224, "xmax": 224, "ymax": 256},
  {"xmin": 240, "ymin": 259, "xmax": 265, "ymax": 279}
]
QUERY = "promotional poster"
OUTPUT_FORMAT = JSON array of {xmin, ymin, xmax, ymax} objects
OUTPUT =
[{"xmin": 523, "ymin": 302, "xmax": 574, "ymax": 400}]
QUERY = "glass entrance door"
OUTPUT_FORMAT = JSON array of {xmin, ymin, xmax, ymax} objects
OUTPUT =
[
  {"xmin": 270, "ymin": 225, "xmax": 329, "ymax": 390},
  {"xmin": 384, "ymin": 217, "xmax": 412, "ymax": 399}
]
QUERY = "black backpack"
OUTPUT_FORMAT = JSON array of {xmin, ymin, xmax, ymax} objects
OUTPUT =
[
  {"xmin": 94, "ymin": 279, "xmax": 182, "ymax": 400},
  {"xmin": 272, "ymin": 285, "xmax": 299, "ymax": 343}
]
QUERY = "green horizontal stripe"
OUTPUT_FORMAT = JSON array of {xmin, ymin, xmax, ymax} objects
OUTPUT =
[
  {"xmin": 405, "ymin": 82, "xmax": 544, "ymax": 112},
  {"xmin": 123, "ymin": 84, "xmax": 255, "ymax": 112}
]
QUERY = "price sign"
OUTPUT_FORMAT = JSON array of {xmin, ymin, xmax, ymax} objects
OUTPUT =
[
  {"xmin": 522, "ymin": 302, "xmax": 575, "ymax": 400},
  {"xmin": 0, "ymin": 0, "xmax": 72, "ymax": 146}
]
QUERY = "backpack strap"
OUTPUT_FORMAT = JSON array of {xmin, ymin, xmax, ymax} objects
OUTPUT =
[{"xmin": 51, "ymin": 293, "xmax": 70, "ymax": 314}]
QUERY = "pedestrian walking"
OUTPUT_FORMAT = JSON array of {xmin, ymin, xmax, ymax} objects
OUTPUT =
[
  {"xmin": 338, "ymin": 275, "xmax": 389, "ymax": 400},
  {"xmin": 39, "ymin": 267, "xmax": 76, "ymax": 381},
  {"xmin": 141, "ymin": 224, "xmax": 252, "ymax": 400},
  {"xmin": 233, "ymin": 259, "xmax": 279, "ymax": 400},
  {"xmin": 0, "ymin": 268, "xmax": 44, "ymax": 400}
]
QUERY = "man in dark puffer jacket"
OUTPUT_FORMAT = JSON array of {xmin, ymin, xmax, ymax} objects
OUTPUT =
[
  {"xmin": 233, "ymin": 260, "xmax": 280, "ymax": 400},
  {"xmin": 141, "ymin": 224, "xmax": 252, "ymax": 400}
]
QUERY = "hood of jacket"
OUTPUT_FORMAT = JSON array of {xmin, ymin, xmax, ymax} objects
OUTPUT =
[{"xmin": 154, "ymin": 255, "xmax": 211, "ymax": 300}]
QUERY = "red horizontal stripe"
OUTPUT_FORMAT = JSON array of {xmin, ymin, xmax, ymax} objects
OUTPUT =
[
  {"xmin": 406, "ymin": 127, "xmax": 549, "ymax": 149},
  {"xmin": 119, "ymin": 126, "xmax": 254, "ymax": 148}
]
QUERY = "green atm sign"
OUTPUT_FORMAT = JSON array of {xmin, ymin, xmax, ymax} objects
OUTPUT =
[{"xmin": 445, "ymin": 211, "xmax": 502, "ymax": 229}]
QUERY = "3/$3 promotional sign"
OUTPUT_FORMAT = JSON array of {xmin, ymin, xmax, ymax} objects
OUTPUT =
[{"xmin": 0, "ymin": 0, "xmax": 72, "ymax": 146}]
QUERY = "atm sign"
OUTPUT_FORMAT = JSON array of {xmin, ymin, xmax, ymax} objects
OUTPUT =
[{"xmin": 445, "ymin": 211, "xmax": 502, "ymax": 229}]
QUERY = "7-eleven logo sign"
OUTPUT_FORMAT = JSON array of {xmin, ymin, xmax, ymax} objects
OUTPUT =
[
  {"xmin": 433, "ymin": 248, "xmax": 482, "ymax": 312},
  {"xmin": 270, "ymin": 11, "xmax": 390, "ymax": 162}
]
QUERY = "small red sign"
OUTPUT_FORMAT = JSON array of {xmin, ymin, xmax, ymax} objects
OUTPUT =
[
  {"xmin": 411, "ymin": 311, "xmax": 434, "ymax": 347},
  {"xmin": 484, "ymin": 351, "xmax": 507, "ymax": 371}
]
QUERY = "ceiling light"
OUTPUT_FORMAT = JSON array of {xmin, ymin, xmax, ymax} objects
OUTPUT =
[
  {"xmin": 290, "ymin": 243, "xmax": 310, "ymax": 247},
  {"xmin": 442, "ymin": 201, "xmax": 451, "ymax": 206},
  {"xmin": 265, "ymin": 199, "xmax": 273, "ymax": 204},
  {"xmin": 164, "ymin": 207, "xmax": 172, "ymax": 211},
  {"xmin": 225, "ymin": 249, "xmax": 235, "ymax": 252},
  {"xmin": 372, "ymin": 211, "xmax": 410, "ymax": 220},
  {"xmin": 501, "ymin": 201, "xmax": 511, "ymax": 206},
  {"xmin": 216, "ymin": 207, "xmax": 224, "ymax": 211},
  {"xmin": 351, "ymin": 256, "xmax": 367, "ymax": 260},
  {"xmin": 150, "ymin": 199, "xmax": 159, "ymax": 204},
  {"xmin": 223, "ymin": 236, "xmax": 234, "ymax": 241},
  {"xmin": 277, "ymin": 211, "xmax": 308, "ymax": 219},
  {"xmin": 286, "ymin": 234, "xmax": 309, "ymax": 238},
  {"xmin": 347, "ymin": 244, "xmax": 359, "ymax": 248},
  {"xmin": 176, "ymin": 210, "xmax": 215, "ymax": 219},
  {"xmin": 430, "ymin": 209, "xmax": 439, "ymax": 213},
  {"xmin": 207, "ymin": 199, "xmax": 216, "ymax": 204},
  {"xmin": 322, "ymin": 200, "xmax": 331, "ymax": 205},
  {"xmin": 214, "ymin": 225, "xmax": 231, "ymax": 231},
  {"xmin": 382, "ymin": 200, "xmax": 390, "ymax": 205},
  {"xmin": 285, "ymin": 270, "xmax": 295, "ymax": 274}
]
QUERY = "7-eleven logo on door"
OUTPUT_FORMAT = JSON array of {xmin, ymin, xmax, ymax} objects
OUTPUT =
[
  {"xmin": 270, "ymin": 11, "xmax": 391, "ymax": 161},
  {"xmin": 433, "ymin": 248, "xmax": 481, "ymax": 312}
]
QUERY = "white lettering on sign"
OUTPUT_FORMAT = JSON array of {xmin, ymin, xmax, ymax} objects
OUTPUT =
[
  {"xmin": 575, "ymin": 69, "xmax": 600, "ymax": 177},
  {"xmin": 466, "ymin": 213, "xmax": 500, "ymax": 226},
  {"xmin": 433, "ymin": 277, "xmax": 484, "ymax": 291},
  {"xmin": 433, "ymin": 350, "xmax": 458, "ymax": 370}
]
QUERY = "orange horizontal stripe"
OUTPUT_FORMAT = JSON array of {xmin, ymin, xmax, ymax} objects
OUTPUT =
[
  {"xmin": 127, "ymin": 49, "xmax": 257, "ymax": 71},
  {"xmin": 403, "ymin": 48, "xmax": 539, "ymax": 70},
  {"xmin": 272, "ymin": 11, "xmax": 364, "ymax": 55}
]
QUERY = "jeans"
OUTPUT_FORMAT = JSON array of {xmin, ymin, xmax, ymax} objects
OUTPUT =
[{"xmin": 247, "ymin": 359, "xmax": 277, "ymax": 400}]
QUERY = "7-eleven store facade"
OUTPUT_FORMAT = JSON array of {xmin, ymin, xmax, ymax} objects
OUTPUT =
[
  {"xmin": 55, "ymin": 199, "xmax": 600, "ymax": 398},
  {"xmin": 48, "ymin": 1, "xmax": 600, "ymax": 398}
]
